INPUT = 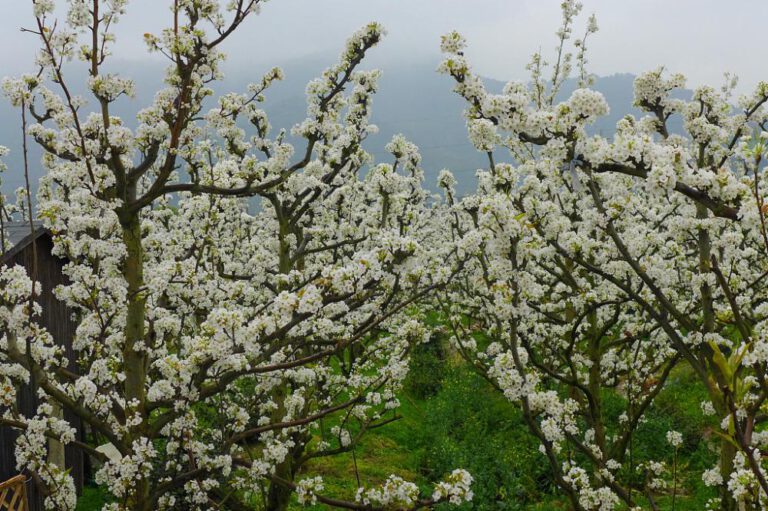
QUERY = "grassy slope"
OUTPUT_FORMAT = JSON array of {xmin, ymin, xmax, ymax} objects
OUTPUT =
[
  {"xmin": 76, "ymin": 351, "xmax": 719, "ymax": 510},
  {"xmin": 287, "ymin": 356, "xmax": 719, "ymax": 510}
]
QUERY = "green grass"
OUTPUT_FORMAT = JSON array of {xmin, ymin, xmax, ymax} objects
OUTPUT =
[
  {"xmin": 74, "ymin": 343, "xmax": 722, "ymax": 510},
  {"xmin": 287, "ymin": 348, "xmax": 720, "ymax": 510},
  {"xmin": 289, "ymin": 347, "xmax": 551, "ymax": 510},
  {"xmin": 75, "ymin": 485, "xmax": 111, "ymax": 511}
]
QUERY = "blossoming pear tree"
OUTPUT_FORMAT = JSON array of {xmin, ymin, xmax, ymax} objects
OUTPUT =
[
  {"xmin": 438, "ymin": 1, "xmax": 768, "ymax": 509},
  {"xmin": 437, "ymin": 157, "xmax": 679, "ymax": 510},
  {"xmin": 0, "ymin": 1, "xmax": 474, "ymax": 510}
]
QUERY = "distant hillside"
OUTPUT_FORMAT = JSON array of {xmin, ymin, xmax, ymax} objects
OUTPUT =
[{"xmin": 0, "ymin": 56, "xmax": 688, "ymax": 198}]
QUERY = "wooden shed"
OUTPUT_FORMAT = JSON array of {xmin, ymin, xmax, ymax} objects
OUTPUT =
[{"xmin": 0, "ymin": 221, "xmax": 86, "ymax": 511}]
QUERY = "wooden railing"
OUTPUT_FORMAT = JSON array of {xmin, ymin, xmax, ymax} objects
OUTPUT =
[{"xmin": 0, "ymin": 475, "xmax": 28, "ymax": 511}]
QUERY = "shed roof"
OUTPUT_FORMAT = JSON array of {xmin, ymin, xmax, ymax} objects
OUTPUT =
[
  {"xmin": 1, "ymin": 220, "xmax": 49, "ymax": 264},
  {"xmin": 5, "ymin": 221, "xmax": 44, "ymax": 245}
]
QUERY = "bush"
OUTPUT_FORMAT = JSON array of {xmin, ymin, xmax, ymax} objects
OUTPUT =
[
  {"xmin": 411, "ymin": 364, "xmax": 554, "ymax": 510},
  {"xmin": 405, "ymin": 334, "xmax": 448, "ymax": 399}
]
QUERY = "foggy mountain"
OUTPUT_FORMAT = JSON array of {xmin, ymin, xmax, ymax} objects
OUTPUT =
[{"xmin": 0, "ymin": 55, "xmax": 686, "ymax": 198}]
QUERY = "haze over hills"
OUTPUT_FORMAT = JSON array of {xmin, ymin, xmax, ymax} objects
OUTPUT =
[{"xmin": 0, "ymin": 55, "xmax": 688, "ymax": 198}]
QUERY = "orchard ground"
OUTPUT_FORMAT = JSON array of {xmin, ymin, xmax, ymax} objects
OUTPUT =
[{"xmin": 76, "ymin": 328, "xmax": 719, "ymax": 511}]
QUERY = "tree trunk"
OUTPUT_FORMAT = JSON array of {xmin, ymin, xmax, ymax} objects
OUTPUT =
[
  {"xmin": 121, "ymin": 212, "xmax": 150, "ymax": 511},
  {"xmin": 266, "ymin": 465, "xmax": 294, "ymax": 511},
  {"xmin": 719, "ymin": 440, "xmax": 738, "ymax": 511},
  {"xmin": 265, "ymin": 435, "xmax": 308, "ymax": 511},
  {"xmin": 47, "ymin": 401, "xmax": 65, "ymax": 470}
]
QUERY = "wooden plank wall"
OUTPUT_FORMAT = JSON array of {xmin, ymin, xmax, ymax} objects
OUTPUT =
[{"xmin": 0, "ymin": 235, "xmax": 86, "ymax": 511}]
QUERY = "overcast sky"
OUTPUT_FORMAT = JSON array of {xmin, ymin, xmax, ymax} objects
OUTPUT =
[{"xmin": 0, "ymin": 1, "xmax": 765, "ymax": 93}]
